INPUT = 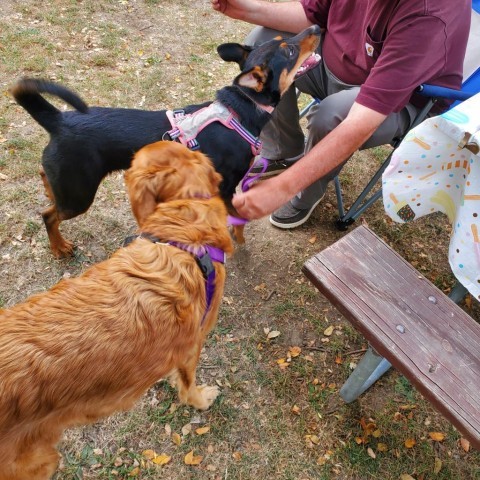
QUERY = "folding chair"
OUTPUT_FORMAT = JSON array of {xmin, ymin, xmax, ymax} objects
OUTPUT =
[{"xmin": 300, "ymin": 1, "xmax": 480, "ymax": 231}]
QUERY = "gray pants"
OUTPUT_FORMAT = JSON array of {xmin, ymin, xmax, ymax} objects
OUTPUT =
[{"xmin": 246, "ymin": 27, "xmax": 420, "ymax": 209}]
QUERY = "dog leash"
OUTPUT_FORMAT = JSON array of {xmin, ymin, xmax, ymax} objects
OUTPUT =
[
  {"xmin": 123, "ymin": 233, "xmax": 225, "ymax": 326},
  {"xmin": 227, "ymin": 157, "xmax": 269, "ymax": 226}
]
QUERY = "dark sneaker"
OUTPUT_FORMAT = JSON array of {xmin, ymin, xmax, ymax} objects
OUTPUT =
[
  {"xmin": 247, "ymin": 154, "xmax": 303, "ymax": 178},
  {"xmin": 269, "ymin": 196, "xmax": 324, "ymax": 229}
]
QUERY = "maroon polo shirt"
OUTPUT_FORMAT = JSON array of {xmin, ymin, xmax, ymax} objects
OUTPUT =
[{"xmin": 301, "ymin": 0, "xmax": 471, "ymax": 114}]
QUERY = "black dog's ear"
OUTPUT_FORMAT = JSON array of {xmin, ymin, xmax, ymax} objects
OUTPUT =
[
  {"xmin": 235, "ymin": 66, "xmax": 269, "ymax": 92},
  {"xmin": 217, "ymin": 43, "xmax": 253, "ymax": 69}
]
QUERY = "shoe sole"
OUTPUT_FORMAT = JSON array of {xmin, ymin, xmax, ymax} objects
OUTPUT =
[{"xmin": 269, "ymin": 196, "xmax": 324, "ymax": 229}]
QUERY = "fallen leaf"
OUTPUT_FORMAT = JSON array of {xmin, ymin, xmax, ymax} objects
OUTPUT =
[
  {"xmin": 434, "ymin": 457, "xmax": 442, "ymax": 474},
  {"xmin": 316, "ymin": 456, "xmax": 326, "ymax": 466},
  {"xmin": 335, "ymin": 355, "xmax": 343, "ymax": 364},
  {"xmin": 289, "ymin": 346, "xmax": 302, "ymax": 357},
  {"xmin": 308, "ymin": 235, "xmax": 317, "ymax": 244},
  {"xmin": 232, "ymin": 451, "xmax": 242, "ymax": 461},
  {"xmin": 429, "ymin": 432, "xmax": 445, "ymax": 442},
  {"xmin": 377, "ymin": 443, "xmax": 388, "ymax": 452},
  {"xmin": 460, "ymin": 437, "xmax": 470, "ymax": 452},
  {"xmin": 323, "ymin": 325, "xmax": 334, "ymax": 336},
  {"xmin": 372, "ymin": 429, "xmax": 382, "ymax": 438},
  {"xmin": 165, "ymin": 424, "xmax": 172, "ymax": 436},
  {"xmin": 267, "ymin": 330, "xmax": 281, "ymax": 339},
  {"xmin": 400, "ymin": 475, "xmax": 416, "ymax": 480},
  {"xmin": 195, "ymin": 426, "xmax": 210, "ymax": 435},
  {"xmin": 142, "ymin": 450, "xmax": 157, "ymax": 460},
  {"xmin": 182, "ymin": 423, "xmax": 192, "ymax": 436},
  {"xmin": 128, "ymin": 467, "xmax": 140, "ymax": 476},
  {"xmin": 367, "ymin": 447, "xmax": 376, "ymax": 459},
  {"xmin": 172, "ymin": 432, "xmax": 182, "ymax": 445},
  {"xmin": 184, "ymin": 450, "xmax": 203, "ymax": 466},
  {"xmin": 404, "ymin": 438, "xmax": 416, "ymax": 449},
  {"xmin": 152, "ymin": 454, "xmax": 172, "ymax": 466},
  {"xmin": 291, "ymin": 405, "xmax": 301, "ymax": 415}
]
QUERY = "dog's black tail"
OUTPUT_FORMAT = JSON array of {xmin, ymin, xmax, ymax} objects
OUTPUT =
[{"xmin": 10, "ymin": 78, "xmax": 89, "ymax": 134}]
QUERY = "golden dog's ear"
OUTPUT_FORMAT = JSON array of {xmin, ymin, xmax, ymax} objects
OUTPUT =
[
  {"xmin": 125, "ymin": 141, "xmax": 223, "ymax": 226},
  {"xmin": 125, "ymin": 165, "xmax": 175, "ymax": 226}
]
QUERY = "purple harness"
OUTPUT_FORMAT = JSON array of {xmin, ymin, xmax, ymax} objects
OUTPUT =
[
  {"xmin": 123, "ymin": 234, "xmax": 226, "ymax": 326},
  {"xmin": 227, "ymin": 157, "xmax": 269, "ymax": 226}
]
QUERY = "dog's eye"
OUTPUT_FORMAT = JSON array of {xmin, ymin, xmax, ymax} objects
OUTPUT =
[{"xmin": 288, "ymin": 46, "xmax": 296, "ymax": 57}]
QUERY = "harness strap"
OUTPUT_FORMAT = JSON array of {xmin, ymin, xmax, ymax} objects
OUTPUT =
[
  {"xmin": 165, "ymin": 101, "xmax": 262, "ymax": 156},
  {"xmin": 123, "ymin": 233, "xmax": 225, "ymax": 326},
  {"xmin": 227, "ymin": 157, "xmax": 269, "ymax": 227}
]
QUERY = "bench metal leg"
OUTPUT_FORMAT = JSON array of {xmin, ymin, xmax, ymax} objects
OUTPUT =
[
  {"xmin": 339, "ymin": 347, "xmax": 392, "ymax": 403},
  {"xmin": 339, "ymin": 281, "xmax": 468, "ymax": 403}
]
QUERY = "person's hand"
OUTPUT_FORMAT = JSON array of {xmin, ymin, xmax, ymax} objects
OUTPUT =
[
  {"xmin": 210, "ymin": 0, "xmax": 253, "ymax": 20},
  {"xmin": 232, "ymin": 176, "xmax": 294, "ymax": 220}
]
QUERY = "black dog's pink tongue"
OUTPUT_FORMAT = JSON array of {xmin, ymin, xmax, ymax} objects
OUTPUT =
[{"xmin": 295, "ymin": 53, "xmax": 321, "ymax": 78}]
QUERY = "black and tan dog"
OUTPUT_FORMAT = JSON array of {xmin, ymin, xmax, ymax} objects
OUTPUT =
[{"xmin": 10, "ymin": 26, "xmax": 320, "ymax": 257}]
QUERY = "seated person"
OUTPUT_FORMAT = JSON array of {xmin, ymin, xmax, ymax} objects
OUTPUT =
[{"xmin": 210, "ymin": 0, "xmax": 471, "ymax": 228}]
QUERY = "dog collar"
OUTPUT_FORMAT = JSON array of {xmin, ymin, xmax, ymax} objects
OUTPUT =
[{"xmin": 123, "ymin": 233, "xmax": 226, "ymax": 326}]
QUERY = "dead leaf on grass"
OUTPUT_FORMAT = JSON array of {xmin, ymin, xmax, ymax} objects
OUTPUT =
[
  {"xmin": 184, "ymin": 450, "xmax": 203, "ymax": 466},
  {"xmin": 291, "ymin": 404, "xmax": 301, "ymax": 415},
  {"xmin": 232, "ymin": 451, "xmax": 242, "ymax": 461},
  {"xmin": 195, "ymin": 426, "xmax": 210, "ymax": 435},
  {"xmin": 142, "ymin": 450, "xmax": 156, "ymax": 460},
  {"xmin": 323, "ymin": 325, "xmax": 334, "ymax": 336},
  {"xmin": 367, "ymin": 447, "xmax": 376, "ymax": 459},
  {"xmin": 182, "ymin": 423, "xmax": 192, "ymax": 436},
  {"xmin": 267, "ymin": 330, "xmax": 281, "ymax": 339},
  {"xmin": 429, "ymin": 432, "xmax": 445, "ymax": 442},
  {"xmin": 153, "ymin": 454, "xmax": 172, "ymax": 466},
  {"xmin": 460, "ymin": 437, "xmax": 470, "ymax": 452},
  {"xmin": 400, "ymin": 475, "xmax": 416, "ymax": 480},
  {"xmin": 377, "ymin": 443, "xmax": 388, "ymax": 452},
  {"xmin": 434, "ymin": 457, "xmax": 442, "ymax": 474},
  {"xmin": 404, "ymin": 438, "xmax": 416, "ymax": 449},
  {"xmin": 172, "ymin": 432, "xmax": 182, "ymax": 445},
  {"xmin": 289, "ymin": 346, "xmax": 301, "ymax": 357}
]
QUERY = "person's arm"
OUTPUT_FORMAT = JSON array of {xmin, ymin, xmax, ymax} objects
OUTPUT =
[
  {"xmin": 232, "ymin": 102, "xmax": 387, "ymax": 219},
  {"xmin": 210, "ymin": 0, "xmax": 313, "ymax": 33}
]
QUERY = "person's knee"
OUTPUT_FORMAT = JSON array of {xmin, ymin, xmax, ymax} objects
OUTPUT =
[{"xmin": 307, "ymin": 89, "xmax": 358, "ymax": 139}]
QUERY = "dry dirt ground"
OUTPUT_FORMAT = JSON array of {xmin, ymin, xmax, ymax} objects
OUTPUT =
[{"xmin": 0, "ymin": 1, "xmax": 479, "ymax": 479}]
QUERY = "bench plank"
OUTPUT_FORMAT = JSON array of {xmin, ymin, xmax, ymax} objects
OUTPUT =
[{"xmin": 303, "ymin": 225, "xmax": 480, "ymax": 450}]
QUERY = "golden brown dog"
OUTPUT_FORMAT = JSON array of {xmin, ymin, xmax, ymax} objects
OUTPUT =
[{"xmin": 0, "ymin": 141, "xmax": 233, "ymax": 480}]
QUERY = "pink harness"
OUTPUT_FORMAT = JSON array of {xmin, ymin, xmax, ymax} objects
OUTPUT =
[{"xmin": 165, "ymin": 101, "xmax": 262, "ymax": 157}]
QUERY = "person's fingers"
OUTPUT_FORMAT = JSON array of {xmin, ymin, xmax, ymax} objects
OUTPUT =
[{"xmin": 232, "ymin": 192, "xmax": 246, "ymax": 209}]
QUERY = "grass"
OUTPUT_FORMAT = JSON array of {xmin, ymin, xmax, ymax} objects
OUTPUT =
[{"xmin": 1, "ymin": 1, "xmax": 479, "ymax": 479}]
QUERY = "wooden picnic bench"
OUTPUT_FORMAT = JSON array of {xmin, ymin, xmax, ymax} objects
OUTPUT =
[{"xmin": 302, "ymin": 225, "xmax": 480, "ymax": 450}]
